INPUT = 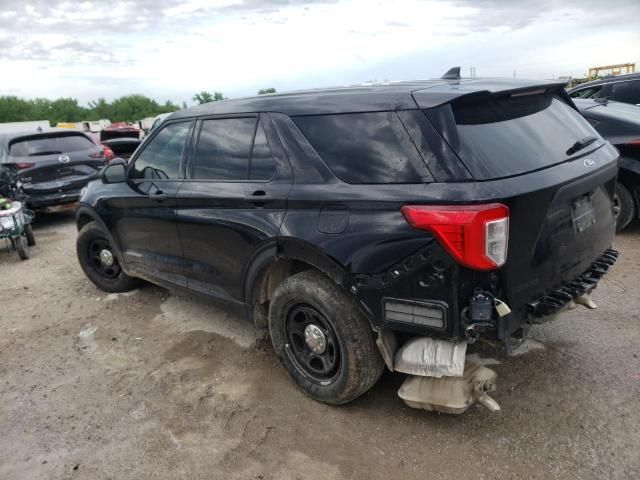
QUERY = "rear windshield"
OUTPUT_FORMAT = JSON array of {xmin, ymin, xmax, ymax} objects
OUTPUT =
[
  {"xmin": 9, "ymin": 133, "xmax": 96, "ymax": 157},
  {"xmin": 450, "ymin": 94, "xmax": 603, "ymax": 180},
  {"xmin": 293, "ymin": 112, "xmax": 433, "ymax": 184}
]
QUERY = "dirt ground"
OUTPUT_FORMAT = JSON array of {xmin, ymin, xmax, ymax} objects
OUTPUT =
[{"xmin": 0, "ymin": 211, "xmax": 639, "ymax": 480}]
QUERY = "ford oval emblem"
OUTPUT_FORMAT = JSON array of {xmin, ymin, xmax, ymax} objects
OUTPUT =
[
  {"xmin": 583, "ymin": 158, "xmax": 596, "ymax": 168},
  {"xmin": 58, "ymin": 154, "xmax": 70, "ymax": 163}
]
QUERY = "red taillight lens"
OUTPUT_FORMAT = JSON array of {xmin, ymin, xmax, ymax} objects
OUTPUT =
[
  {"xmin": 102, "ymin": 145, "xmax": 115, "ymax": 161},
  {"xmin": 15, "ymin": 162, "xmax": 35, "ymax": 170},
  {"xmin": 401, "ymin": 204, "xmax": 509, "ymax": 270},
  {"xmin": 626, "ymin": 139, "xmax": 640, "ymax": 148}
]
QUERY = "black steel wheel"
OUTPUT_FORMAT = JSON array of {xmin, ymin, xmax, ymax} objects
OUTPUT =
[
  {"xmin": 88, "ymin": 237, "xmax": 121, "ymax": 279},
  {"xmin": 76, "ymin": 223, "xmax": 140, "ymax": 293},
  {"xmin": 285, "ymin": 304, "xmax": 341, "ymax": 382},
  {"xmin": 269, "ymin": 270, "xmax": 384, "ymax": 405}
]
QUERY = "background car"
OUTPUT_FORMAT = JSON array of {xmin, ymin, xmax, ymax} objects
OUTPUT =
[
  {"xmin": 0, "ymin": 128, "xmax": 107, "ymax": 210},
  {"xmin": 568, "ymin": 72, "xmax": 640, "ymax": 105},
  {"xmin": 149, "ymin": 113, "xmax": 172, "ymax": 133},
  {"xmin": 574, "ymin": 98, "xmax": 640, "ymax": 230},
  {"xmin": 99, "ymin": 123, "xmax": 143, "ymax": 160}
]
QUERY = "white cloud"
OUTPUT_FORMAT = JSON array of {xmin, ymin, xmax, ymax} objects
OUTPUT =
[{"xmin": 0, "ymin": 0, "xmax": 638, "ymax": 105}]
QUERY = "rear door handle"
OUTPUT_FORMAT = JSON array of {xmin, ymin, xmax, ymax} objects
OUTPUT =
[
  {"xmin": 245, "ymin": 190, "xmax": 273, "ymax": 205},
  {"xmin": 150, "ymin": 192, "xmax": 168, "ymax": 202}
]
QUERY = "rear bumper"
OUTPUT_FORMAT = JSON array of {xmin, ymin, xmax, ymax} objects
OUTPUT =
[
  {"xmin": 526, "ymin": 248, "xmax": 618, "ymax": 317},
  {"xmin": 26, "ymin": 189, "xmax": 81, "ymax": 209}
]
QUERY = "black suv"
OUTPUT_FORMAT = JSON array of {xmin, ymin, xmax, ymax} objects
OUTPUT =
[
  {"xmin": 568, "ymin": 73, "xmax": 640, "ymax": 106},
  {"xmin": 76, "ymin": 74, "xmax": 619, "ymax": 405}
]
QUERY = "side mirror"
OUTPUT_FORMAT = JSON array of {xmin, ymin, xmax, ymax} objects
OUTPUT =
[{"xmin": 101, "ymin": 158, "xmax": 127, "ymax": 184}]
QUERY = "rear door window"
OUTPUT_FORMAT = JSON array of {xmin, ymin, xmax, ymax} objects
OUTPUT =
[
  {"xmin": 192, "ymin": 118, "xmax": 255, "ymax": 180},
  {"xmin": 612, "ymin": 81, "xmax": 640, "ymax": 105},
  {"xmin": 9, "ymin": 133, "xmax": 96, "ymax": 157},
  {"xmin": 293, "ymin": 112, "xmax": 433, "ymax": 184},
  {"xmin": 449, "ymin": 93, "xmax": 603, "ymax": 180}
]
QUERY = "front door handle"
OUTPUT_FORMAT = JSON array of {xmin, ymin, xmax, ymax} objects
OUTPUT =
[{"xmin": 150, "ymin": 192, "xmax": 168, "ymax": 202}]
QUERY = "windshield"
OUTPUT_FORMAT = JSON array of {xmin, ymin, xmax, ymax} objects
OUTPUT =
[{"xmin": 451, "ymin": 95, "xmax": 603, "ymax": 180}]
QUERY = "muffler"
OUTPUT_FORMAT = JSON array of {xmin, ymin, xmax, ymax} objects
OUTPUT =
[{"xmin": 398, "ymin": 362, "xmax": 500, "ymax": 414}]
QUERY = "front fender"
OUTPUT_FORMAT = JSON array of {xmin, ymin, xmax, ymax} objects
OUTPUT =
[{"xmin": 75, "ymin": 204, "xmax": 125, "ymax": 265}]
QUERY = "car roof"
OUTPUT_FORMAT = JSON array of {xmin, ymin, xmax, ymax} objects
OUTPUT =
[
  {"xmin": 169, "ymin": 77, "xmax": 567, "ymax": 119},
  {"xmin": 568, "ymin": 72, "xmax": 640, "ymax": 92},
  {"xmin": 0, "ymin": 127, "xmax": 89, "ymax": 145},
  {"xmin": 573, "ymin": 98, "xmax": 640, "ymax": 123}
]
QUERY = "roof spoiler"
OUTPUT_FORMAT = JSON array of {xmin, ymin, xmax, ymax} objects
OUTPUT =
[{"xmin": 441, "ymin": 66, "xmax": 461, "ymax": 80}]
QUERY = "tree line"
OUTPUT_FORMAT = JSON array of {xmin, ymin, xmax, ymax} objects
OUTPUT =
[
  {"xmin": 0, "ymin": 95, "xmax": 183, "ymax": 125},
  {"xmin": 0, "ymin": 88, "xmax": 278, "ymax": 125}
]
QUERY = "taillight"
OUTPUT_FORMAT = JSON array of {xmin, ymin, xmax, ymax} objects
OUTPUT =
[
  {"xmin": 15, "ymin": 162, "xmax": 35, "ymax": 170},
  {"xmin": 626, "ymin": 139, "xmax": 640, "ymax": 148},
  {"xmin": 401, "ymin": 204, "xmax": 509, "ymax": 270},
  {"xmin": 102, "ymin": 145, "xmax": 115, "ymax": 161}
]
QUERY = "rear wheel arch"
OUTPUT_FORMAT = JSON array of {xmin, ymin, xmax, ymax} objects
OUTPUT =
[{"xmin": 245, "ymin": 240, "xmax": 353, "ymax": 328}]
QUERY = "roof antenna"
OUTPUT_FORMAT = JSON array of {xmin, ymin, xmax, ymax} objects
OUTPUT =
[{"xmin": 441, "ymin": 66, "xmax": 461, "ymax": 80}]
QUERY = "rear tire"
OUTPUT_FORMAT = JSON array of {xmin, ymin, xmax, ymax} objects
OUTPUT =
[
  {"xmin": 15, "ymin": 235, "xmax": 30, "ymax": 260},
  {"xmin": 613, "ymin": 182, "xmax": 635, "ymax": 231},
  {"xmin": 268, "ymin": 270, "xmax": 384, "ymax": 405},
  {"xmin": 76, "ymin": 223, "xmax": 140, "ymax": 293},
  {"xmin": 24, "ymin": 224, "xmax": 36, "ymax": 246}
]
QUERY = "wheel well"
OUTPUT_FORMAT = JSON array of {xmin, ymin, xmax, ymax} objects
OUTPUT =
[
  {"xmin": 77, "ymin": 213, "xmax": 94, "ymax": 231},
  {"xmin": 250, "ymin": 259, "xmax": 318, "ymax": 328}
]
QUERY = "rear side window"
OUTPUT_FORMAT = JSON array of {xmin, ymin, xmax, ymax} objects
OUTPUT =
[
  {"xmin": 250, "ymin": 122, "xmax": 276, "ymax": 180},
  {"xmin": 192, "ymin": 117, "xmax": 276, "ymax": 181},
  {"xmin": 9, "ymin": 133, "xmax": 96, "ymax": 157},
  {"xmin": 612, "ymin": 81, "xmax": 640, "ymax": 105},
  {"xmin": 449, "ymin": 94, "xmax": 602, "ymax": 180},
  {"xmin": 294, "ymin": 112, "xmax": 433, "ymax": 184}
]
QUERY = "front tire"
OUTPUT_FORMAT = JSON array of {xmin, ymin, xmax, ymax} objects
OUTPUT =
[
  {"xmin": 76, "ymin": 223, "xmax": 140, "ymax": 293},
  {"xmin": 269, "ymin": 270, "xmax": 384, "ymax": 405},
  {"xmin": 613, "ymin": 182, "xmax": 635, "ymax": 231}
]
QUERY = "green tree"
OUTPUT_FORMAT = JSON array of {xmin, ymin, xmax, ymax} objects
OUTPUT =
[
  {"xmin": 87, "ymin": 98, "xmax": 111, "ymax": 120},
  {"xmin": 0, "ymin": 94, "xmax": 180, "ymax": 125},
  {"xmin": 258, "ymin": 88, "xmax": 276, "ymax": 95},
  {"xmin": 0, "ymin": 96, "xmax": 39, "ymax": 123},
  {"xmin": 193, "ymin": 91, "xmax": 214, "ymax": 104},
  {"xmin": 48, "ymin": 98, "xmax": 86, "ymax": 124}
]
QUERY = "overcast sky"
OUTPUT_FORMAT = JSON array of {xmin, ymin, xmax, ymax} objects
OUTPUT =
[{"xmin": 0, "ymin": 0, "xmax": 639, "ymax": 106}]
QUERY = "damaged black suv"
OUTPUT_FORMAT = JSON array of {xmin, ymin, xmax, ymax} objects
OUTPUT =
[{"xmin": 76, "ymin": 69, "xmax": 619, "ymax": 410}]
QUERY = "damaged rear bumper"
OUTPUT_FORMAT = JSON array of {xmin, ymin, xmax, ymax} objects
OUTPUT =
[{"xmin": 526, "ymin": 248, "xmax": 618, "ymax": 317}]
